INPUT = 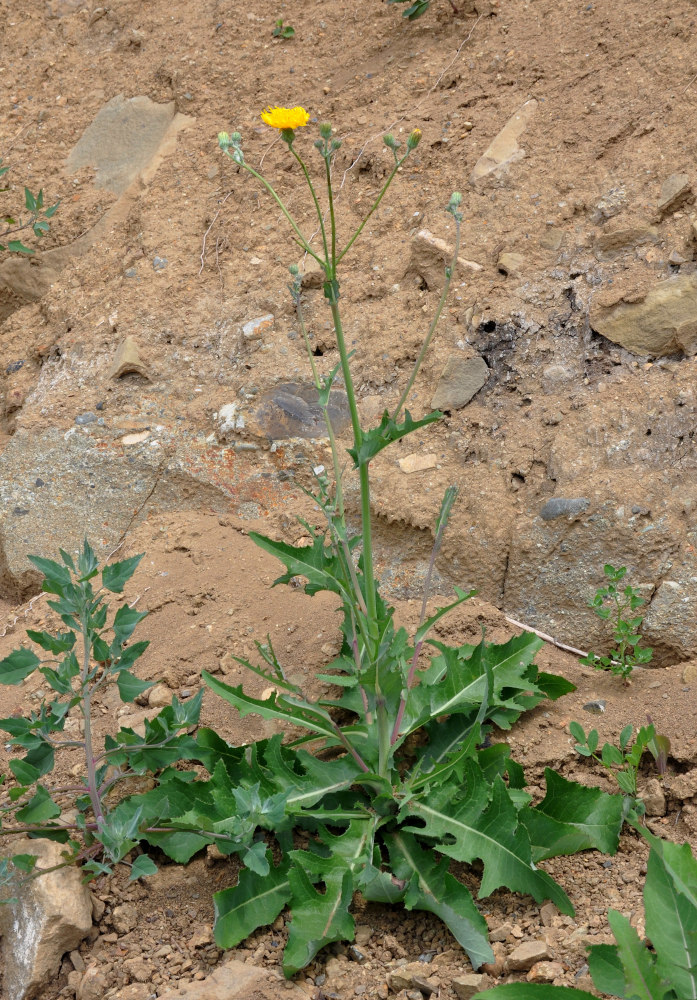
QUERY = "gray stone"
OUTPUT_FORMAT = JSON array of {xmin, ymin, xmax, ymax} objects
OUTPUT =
[
  {"xmin": 0, "ymin": 838, "xmax": 92, "ymax": 1000},
  {"xmin": 250, "ymin": 382, "xmax": 351, "ymax": 442},
  {"xmin": 74, "ymin": 412, "xmax": 97, "ymax": 425},
  {"xmin": 639, "ymin": 778, "xmax": 666, "ymax": 816},
  {"xmin": 469, "ymin": 99, "xmax": 537, "ymax": 185},
  {"xmin": 110, "ymin": 902, "xmax": 138, "ymax": 934},
  {"xmin": 590, "ymin": 273, "xmax": 697, "ymax": 357},
  {"xmin": 593, "ymin": 225, "xmax": 658, "ymax": 260},
  {"xmin": 66, "ymin": 94, "xmax": 184, "ymax": 195},
  {"xmin": 539, "ymin": 497, "xmax": 590, "ymax": 521},
  {"xmin": 643, "ymin": 576, "xmax": 697, "ymax": 663},
  {"xmin": 431, "ymin": 356, "xmax": 489, "ymax": 410},
  {"xmin": 0, "ymin": 428, "xmax": 227, "ymax": 600},
  {"xmin": 657, "ymin": 172, "xmax": 693, "ymax": 217}
]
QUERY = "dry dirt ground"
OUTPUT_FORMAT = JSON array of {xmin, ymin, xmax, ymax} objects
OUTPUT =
[{"xmin": 2, "ymin": 0, "xmax": 697, "ymax": 997}]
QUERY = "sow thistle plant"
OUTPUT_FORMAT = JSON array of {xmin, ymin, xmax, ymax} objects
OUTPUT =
[{"xmin": 199, "ymin": 107, "xmax": 628, "ymax": 974}]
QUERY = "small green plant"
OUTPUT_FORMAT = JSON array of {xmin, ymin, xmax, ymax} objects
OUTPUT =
[
  {"xmin": 0, "ymin": 542, "xmax": 206, "ymax": 895},
  {"xmin": 570, "ymin": 720, "xmax": 670, "ymax": 813},
  {"xmin": 1, "ymin": 159, "xmax": 60, "ymax": 255},
  {"xmin": 272, "ymin": 18, "xmax": 295, "ymax": 38},
  {"xmin": 208, "ymin": 107, "xmax": 629, "ymax": 975},
  {"xmin": 580, "ymin": 564, "xmax": 653, "ymax": 684},
  {"xmin": 472, "ymin": 827, "xmax": 697, "ymax": 1000},
  {"xmin": 387, "ymin": 0, "xmax": 459, "ymax": 20}
]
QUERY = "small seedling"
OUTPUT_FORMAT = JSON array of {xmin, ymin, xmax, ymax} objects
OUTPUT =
[
  {"xmin": 570, "ymin": 720, "xmax": 670, "ymax": 812},
  {"xmin": 1, "ymin": 161, "xmax": 60, "ymax": 255},
  {"xmin": 272, "ymin": 18, "xmax": 295, "ymax": 39},
  {"xmin": 580, "ymin": 564, "xmax": 653, "ymax": 683}
]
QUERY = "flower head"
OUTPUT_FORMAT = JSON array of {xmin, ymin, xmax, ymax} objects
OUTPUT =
[{"xmin": 260, "ymin": 106, "xmax": 310, "ymax": 130}]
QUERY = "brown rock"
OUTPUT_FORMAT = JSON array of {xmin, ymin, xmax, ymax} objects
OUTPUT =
[
  {"xmin": 589, "ymin": 273, "xmax": 697, "ymax": 357},
  {"xmin": 123, "ymin": 957, "xmax": 153, "ymax": 982},
  {"xmin": 431, "ymin": 355, "xmax": 489, "ymax": 410},
  {"xmin": 148, "ymin": 681, "xmax": 174, "ymax": 707},
  {"xmin": 669, "ymin": 769, "xmax": 697, "ymax": 799},
  {"xmin": 0, "ymin": 838, "xmax": 93, "ymax": 1000},
  {"xmin": 77, "ymin": 966, "xmax": 108, "ymax": 1000},
  {"xmin": 470, "ymin": 99, "xmax": 537, "ymax": 185},
  {"xmin": 111, "ymin": 901, "xmax": 139, "ymax": 934},
  {"xmin": 657, "ymin": 173, "xmax": 693, "ymax": 217},
  {"xmin": 497, "ymin": 252, "xmax": 525, "ymax": 277},
  {"xmin": 452, "ymin": 973, "xmax": 489, "ymax": 999},
  {"xmin": 682, "ymin": 661, "xmax": 697, "ymax": 685},
  {"xmin": 156, "ymin": 960, "xmax": 305, "ymax": 999},
  {"xmin": 507, "ymin": 940, "xmax": 553, "ymax": 971},
  {"xmin": 639, "ymin": 777, "xmax": 666, "ymax": 816},
  {"xmin": 527, "ymin": 961, "xmax": 566, "ymax": 982},
  {"xmin": 117, "ymin": 986, "xmax": 155, "ymax": 1000},
  {"xmin": 109, "ymin": 336, "xmax": 151, "ymax": 379},
  {"xmin": 397, "ymin": 453, "xmax": 438, "ymax": 474}
]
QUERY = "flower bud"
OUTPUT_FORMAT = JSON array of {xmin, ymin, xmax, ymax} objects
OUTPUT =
[
  {"xmin": 407, "ymin": 128, "xmax": 422, "ymax": 150},
  {"xmin": 289, "ymin": 263, "xmax": 300, "ymax": 276},
  {"xmin": 218, "ymin": 131, "xmax": 231, "ymax": 149},
  {"xmin": 383, "ymin": 133, "xmax": 399, "ymax": 150},
  {"xmin": 330, "ymin": 138, "xmax": 342, "ymax": 151},
  {"xmin": 314, "ymin": 138, "xmax": 324, "ymax": 151},
  {"xmin": 319, "ymin": 122, "xmax": 333, "ymax": 139},
  {"xmin": 449, "ymin": 191, "xmax": 463, "ymax": 208}
]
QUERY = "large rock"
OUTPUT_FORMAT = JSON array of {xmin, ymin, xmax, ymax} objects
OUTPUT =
[
  {"xmin": 431, "ymin": 356, "xmax": 489, "ymax": 410},
  {"xmin": 469, "ymin": 99, "xmax": 537, "ymax": 185},
  {"xmin": 156, "ymin": 959, "xmax": 306, "ymax": 1000},
  {"xmin": 0, "ymin": 428, "xmax": 227, "ymax": 600},
  {"xmin": 590, "ymin": 273, "xmax": 697, "ymax": 357},
  {"xmin": 0, "ymin": 838, "xmax": 92, "ymax": 1000}
]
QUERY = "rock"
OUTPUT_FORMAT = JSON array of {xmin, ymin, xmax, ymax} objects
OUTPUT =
[
  {"xmin": 241, "ymin": 313, "xmax": 274, "ymax": 342},
  {"xmin": 539, "ymin": 497, "xmax": 590, "ymax": 521},
  {"xmin": 77, "ymin": 966, "xmax": 109, "ymax": 1000},
  {"xmin": 527, "ymin": 961, "xmax": 565, "ymax": 982},
  {"xmin": 121, "ymin": 431, "xmax": 151, "ymax": 445},
  {"xmin": 668, "ymin": 769, "xmax": 697, "ymax": 799},
  {"xmin": 114, "ymin": 986, "xmax": 154, "ymax": 1000},
  {"xmin": 66, "ymin": 94, "xmax": 189, "ymax": 195},
  {"xmin": 398, "ymin": 453, "xmax": 437, "ymax": 474},
  {"xmin": 593, "ymin": 224, "xmax": 658, "ymax": 260},
  {"xmin": 657, "ymin": 173, "xmax": 693, "ymax": 218},
  {"xmin": 156, "ymin": 960, "xmax": 305, "ymax": 999},
  {"xmin": 592, "ymin": 186, "xmax": 627, "ymax": 223},
  {"xmin": 497, "ymin": 252, "xmax": 525, "ymax": 277},
  {"xmin": 250, "ymin": 382, "xmax": 351, "ymax": 442},
  {"xmin": 75, "ymin": 412, "xmax": 97, "ymax": 425},
  {"xmin": 413, "ymin": 229, "xmax": 484, "ymax": 273},
  {"xmin": 489, "ymin": 921, "xmax": 515, "ymax": 942},
  {"xmin": 452, "ymin": 974, "xmax": 489, "ymax": 1000},
  {"xmin": 123, "ymin": 956, "xmax": 153, "ymax": 982},
  {"xmin": 507, "ymin": 940, "xmax": 553, "ymax": 972},
  {"xmin": 639, "ymin": 778, "xmax": 666, "ymax": 817},
  {"xmin": 540, "ymin": 903, "xmax": 558, "ymax": 927},
  {"xmin": 643, "ymin": 577, "xmax": 697, "ymax": 663},
  {"xmin": 188, "ymin": 924, "xmax": 213, "ymax": 949},
  {"xmin": 469, "ymin": 99, "xmax": 537, "ymax": 185},
  {"xmin": 589, "ymin": 273, "xmax": 697, "ymax": 357},
  {"xmin": 110, "ymin": 902, "xmax": 138, "ymax": 934},
  {"xmin": 0, "ymin": 838, "xmax": 92, "ymax": 1000},
  {"xmin": 682, "ymin": 662, "xmax": 697, "ymax": 685},
  {"xmin": 431, "ymin": 356, "xmax": 489, "ymax": 410},
  {"xmin": 109, "ymin": 336, "xmax": 151, "ymax": 379},
  {"xmin": 147, "ymin": 681, "xmax": 173, "ymax": 708},
  {"xmin": 538, "ymin": 228, "xmax": 564, "ymax": 251}
]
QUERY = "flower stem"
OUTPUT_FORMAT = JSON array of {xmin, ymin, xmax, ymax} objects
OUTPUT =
[
  {"xmin": 392, "ymin": 213, "xmax": 461, "ymax": 420},
  {"xmin": 291, "ymin": 146, "xmax": 330, "ymax": 266}
]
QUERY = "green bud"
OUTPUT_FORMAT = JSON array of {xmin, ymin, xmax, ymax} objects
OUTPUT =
[
  {"xmin": 218, "ymin": 131, "xmax": 231, "ymax": 149},
  {"xmin": 289, "ymin": 263, "xmax": 300, "ymax": 276},
  {"xmin": 383, "ymin": 133, "xmax": 399, "ymax": 151},
  {"xmin": 280, "ymin": 127, "xmax": 295, "ymax": 145},
  {"xmin": 314, "ymin": 138, "xmax": 324, "ymax": 151},
  {"xmin": 330, "ymin": 138, "xmax": 342, "ymax": 151},
  {"xmin": 319, "ymin": 122, "xmax": 333, "ymax": 139},
  {"xmin": 230, "ymin": 131, "xmax": 242, "ymax": 144},
  {"xmin": 449, "ymin": 191, "xmax": 463, "ymax": 207},
  {"xmin": 407, "ymin": 128, "xmax": 422, "ymax": 150}
]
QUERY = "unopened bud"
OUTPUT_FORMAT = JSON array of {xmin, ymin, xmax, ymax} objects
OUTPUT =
[
  {"xmin": 449, "ymin": 191, "xmax": 463, "ymax": 207},
  {"xmin": 383, "ymin": 133, "xmax": 399, "ymax": 151},
  {"xmin": 407, "ymin": 128, "xmax": 422, "ymax": 150},
  {"xmin": 289, "ymin": 264, "xmax": 300, "ymax": 276},
  {"xmin": 218, "ymin": 131, "xmax": 231, "ymax": 149},
  {"xmin": 314, "ymin": 138, "xmax": 324, "ymax": 151},
  {"xmin": 330, "ymin": 138, "xmax": 342, "ymax": 151},
  {"xmin": 319, "ymin": 121, "xmax": 333, "ymax": 139}
]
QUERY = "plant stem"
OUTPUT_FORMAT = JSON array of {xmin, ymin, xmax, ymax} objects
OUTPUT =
[
  {"xmin": 290, "ymin": 146, "xmax": 330, "ymax": 266},
  {"xmin": 392, "ymin": 214, "xmax": 461, "ymax": 420},
  {"xmin": 80, "ymin": 610, "xmax": 103, "ymax": 832},
  {"xmin": 337, "ymin": 157, "xmax": 404, "ymax": 265}
]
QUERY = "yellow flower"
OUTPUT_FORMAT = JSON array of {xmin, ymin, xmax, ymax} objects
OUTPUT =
[{"xmin": 260, "ymin": 106, "xmax": 310, "ymax": 130}]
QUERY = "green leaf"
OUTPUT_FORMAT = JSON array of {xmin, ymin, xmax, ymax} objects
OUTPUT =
[
  {"xmin": 117, "ymin": 671, "xmax": 155, "ymax": 703},
  {"xmin": 385, "ymin": 831, "xmax": 493, "ymax": 970},
  {"xmin": 112, "ymin": 604, "xmax": 148, "ymax": 645},
  {"xmin": 0, "ymin": 647, "xmax": 41, "ymax": 685},
  {"xmin": 470, "ymin": 987, "xmax": 598, "ymax": 1000},
  {"xmin": 213, "ymin": 855, "xmax": 291, "ymax": 948},
  {"xmin": 522, "ymin": 770, "xmax": 624, "ymax": 861},
  {"xmin": 347, "ymin": 409, "xmax": 442, "ymax": 467},
  {"xmin": 25, "ymin": 630, "xmax": 76, "ymax": 655},
  {"xmin": 27, "ymin": 554, "xmax": 72, "ymax": 587},
  {"xmin": 415, "ymin": 587, "xmax": 477, "ymax": 646},
  {"xmin": 284, "ymin": 856, "xmax": 355, "ymax": 976},
  {"xmin": 403, "ymin": 767, "xmax": 573, "ymax": 915},
  {"xmin": 587, "ymin": 944, "xmax": 627, "ymax": 997},
  {"xmin": 10, "ymin": 853, "xmax": 39, "ymax": 873},
  {"xmin": 644, "ymin": 843, "xmax": 697, "ymax": 999},
  {"xmin": 632, "ymin": 827, "xmax": 697, "ymax": 911},
  {"xmin": 248, "ymin": 530, "xmax": 347, "ymax": 598},
  {"xmin": 9, "ymin": 759, "xmax": 41, "ymax": 784},
  {"xmin": 129, "ymin": 854, "xmax": 158, "ymax": 881},
  {"xmin": 203, "ymin": 672, "xmax": 338, "ymax": 741},
  {"xmin": 15, "ymin": 785, "xmax": 61, "ymax": 823},
  {"xmin": 24, "ymin": 188, "xmax": 37, "ymax": 212},
  {"xmin": 607, "ymin": 909, "xmax": 668, "ymax": 1000},
  {"xmin": 102, "ymin": 554, "xmax": 144, "ymax": 593},
  {"xmin": 145, "ymin": 829, "xmax": 210, "ymax": 864}
]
